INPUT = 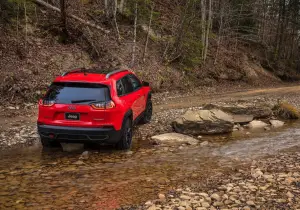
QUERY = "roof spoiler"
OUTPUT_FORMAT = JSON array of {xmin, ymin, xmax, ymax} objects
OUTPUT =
[{"xmin": 105, "ymin": 69, "xmax": 130, "ymax": 79}]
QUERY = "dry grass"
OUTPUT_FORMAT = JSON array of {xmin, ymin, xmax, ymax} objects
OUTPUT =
[{"xmin": 273, "ymin": 101, "xmax": 300, "ymax": 119}]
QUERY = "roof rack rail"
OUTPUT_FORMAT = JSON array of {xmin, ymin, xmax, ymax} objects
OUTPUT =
[
  {"xmin": 61, "ymin": 68, "xmax": 86, "ymax": 76},
  {"xmin": 105, "ymin": 69, "xmax": 129, "ymax": 79}
]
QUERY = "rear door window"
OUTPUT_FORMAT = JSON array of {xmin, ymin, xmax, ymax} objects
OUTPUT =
[
  {"xmin": 121, "ymin": 76, "xmax": 134, "ymax": 95},
  {"xmin": 116, "ymin": 80, "xmax": 125, "ymax": 96},
  {"xmin": 127, "ymin": 74, "xmax": 142, "ymax": 91},
  {"xmin": 44, "ymin": 82, "xmax": 111, "ymax": 104}
]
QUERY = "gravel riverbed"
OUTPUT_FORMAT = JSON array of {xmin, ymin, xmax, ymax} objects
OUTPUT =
[{"xmin": 126, "ymin": 152, "xmax": 300, "ymax": 210}]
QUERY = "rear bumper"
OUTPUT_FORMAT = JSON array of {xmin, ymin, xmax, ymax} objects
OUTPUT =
[{"xmin": 37, "ymin": 124, "xmax": 121, "ymax": 144}]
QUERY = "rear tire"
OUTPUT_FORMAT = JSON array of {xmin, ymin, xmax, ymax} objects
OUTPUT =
[
  {"xmin": 116, "ymin": 118, "xmax": 133, "ymax": 150},
  {"xmin": 140, "ymin": 99, "xmax": 152, "ymax": 124},
  {"xmin": 40, "ymin": 137, "xmax": 60, "ymax": 148}
]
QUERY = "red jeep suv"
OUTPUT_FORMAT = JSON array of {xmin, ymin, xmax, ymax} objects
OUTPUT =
[{"xmin": 37, "ymin": 68, "xmax": 152, "ymax": 150}]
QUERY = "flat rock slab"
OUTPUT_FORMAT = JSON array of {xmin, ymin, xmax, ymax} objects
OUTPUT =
[
  {"xmin": 233, "ymin": 115, "xmax": 254, "ymax": 124},
  {"xmin": 151, "ymin": 133, "xmax": 199, "ymax": 145},
  {"xmin": 172, "ymin": 109, "xmax": 234, "ymax": 135},
  {"xmin": 204, "ymin": 103, "xmax": 272, "ymax": 119}
]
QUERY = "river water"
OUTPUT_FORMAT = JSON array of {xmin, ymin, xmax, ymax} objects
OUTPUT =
[{"xmin": 1, "ymin": 121, "xmax": 300, "ymax": 209}]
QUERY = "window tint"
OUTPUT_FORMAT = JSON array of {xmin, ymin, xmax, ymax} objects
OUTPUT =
[
  {"xmin": 116, "ymin": 80, "xmax": 125, "ymax": 96},
  {"xmin": 127, "ymin": 74, "xmax": 142, "ymax": 90},
  {"xmin": 44, "ymin": 82, "xmax": 110, "ymax": 104},
  {"xmin": 121, "ymin": 76, "xmax": 133, "ymax": 94}
]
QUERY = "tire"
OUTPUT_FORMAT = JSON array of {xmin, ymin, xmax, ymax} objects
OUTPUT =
[
  {"xmin": 140, "ymin": 99, "xmax": 152, "ymax": 124},
  {"xmin": 40, "ymin": 137, "xmax": 60, "ymax": 148},
  {"xmin": 116, "ymin": 118, "xmax": 133, "ymax": 150}
]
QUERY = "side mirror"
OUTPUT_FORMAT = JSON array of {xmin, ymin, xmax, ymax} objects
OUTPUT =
[{"xmin": 142, "ymin": 81, "xmax": 150, "ymax": 87}]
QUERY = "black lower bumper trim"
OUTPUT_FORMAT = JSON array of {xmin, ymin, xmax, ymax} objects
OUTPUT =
[{"xmin": 37, "ymin": 124, "xmax": 121, "ymax": 144}]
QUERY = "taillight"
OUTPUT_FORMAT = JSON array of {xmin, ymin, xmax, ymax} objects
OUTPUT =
[
  {"xmin": 39, "ymin": 99, "xmax": 55, "ymax": 107},
  {"xmin": 91, "ymin": 101, "xmax": 115, "ymax": 110}
]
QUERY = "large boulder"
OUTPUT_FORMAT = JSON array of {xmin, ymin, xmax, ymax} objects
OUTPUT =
[
  {"xmin": 203, "ymin": 103, "xmax": 272, "ymax": 119},
  {"xmin": 151, "ymin": 133, "xmax": 199, "ymax": 145},
  {"xmin": 172, "ymin": 109, "xmax": 234, "ymax": 135}
]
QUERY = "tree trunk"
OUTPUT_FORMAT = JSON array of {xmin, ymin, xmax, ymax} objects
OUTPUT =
[
  {"xmin": 119, "ymin": 0, "xmax": 125, "ymax": 13},
  {"xmin": 214, "ymin": 0, "xmax": 223, "ymax": 65},
  {"xmin": 130, "ymin": 2, "xmax": 138, "ymax": 68},
  {"xmin": 201, "ymin": 0, "xmax": 206, "ymax": 60},
  {"xmin": 113, "ymin": 0, "xmax": 120, "ymax": 40},
  {"xmin": 60, "ymin": 0, "xmax": 68, "ymax": 42},
  {"xmin": 204, "ymin": 0, "xmax": 212, "ymax": 61},
  {"xmin": 24, "ymin": 0, "xmax": 28, "ymax": 53},
  {"xmin": 31, "ymin": 0, "xmax": 110, "ymax": 33},
  {"xmin": 142, "ymin": 5, "xmax": 154, "ymax": 62},
  {"xmin": 104, "ymin": 0, "xmax": 109, "ymax": 17}
]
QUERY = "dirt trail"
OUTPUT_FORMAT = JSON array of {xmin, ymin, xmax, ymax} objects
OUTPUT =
[{"xmin": 155, "ymin": 85, "xmax": 300, "ymax": 112}]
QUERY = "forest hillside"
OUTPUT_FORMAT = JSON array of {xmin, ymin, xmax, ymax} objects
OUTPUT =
[{"xmin": 1, "ymin": 0, "xmax": 299, "ymax": 104}]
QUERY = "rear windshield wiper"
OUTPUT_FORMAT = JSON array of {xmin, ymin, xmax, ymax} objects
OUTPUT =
[{"xmin": 71, "ymin": 99, "xmax": 97, "ymax": 104}]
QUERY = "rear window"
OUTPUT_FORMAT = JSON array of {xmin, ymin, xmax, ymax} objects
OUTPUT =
[{"xmin": 44, "ymin": 82, "xmax": 111, "ymax": 104}]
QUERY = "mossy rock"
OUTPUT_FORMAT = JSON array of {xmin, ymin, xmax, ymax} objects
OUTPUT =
[{"xmin": 273, "ymin": 102, "xmax": 300, "ymax": 119}]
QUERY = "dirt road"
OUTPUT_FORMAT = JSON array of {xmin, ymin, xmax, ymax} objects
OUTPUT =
[{"xmin": 155, "ymin": 85, "xmax": 300, "ymax": 111}]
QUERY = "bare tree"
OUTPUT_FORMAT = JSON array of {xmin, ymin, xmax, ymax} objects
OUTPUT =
[
  {"xmin": 142, "ymin": 5, "xmax": 154, "ymax": 62},
  {"xmin": 24, "ymin": 0, "xmax": 28, "ymax": 53},
  {"xmin": 113, "ymin": 0, "xmax": 120, "ymax": 40},
  {"xmin": 204, "ymin": 0, "xmax": 212, "ymax": 61},
  {"xmin": 214, "ymin": 0, "xmax": 224, "ymax": 64},
  {"xmin": 119, "ymin": 0, "xmax": 125, "ymax": 13},
  {"xmin": 201, "ymin": 0, "xmax": 206, "ymax": 60},
  {"xmin": 60, "ymin": 0, "xmax": 68, "ymax": 41},
  {"xmin": 31, "ymin": 0, "xmax": 110, "ymax": 33},
  {"xmin": 130, "ymin": 2, "xmax": 138, "ymax": 67},
  {"xmin": 104, "ymin": 0, "xmax": 109, "ymax": 18}
]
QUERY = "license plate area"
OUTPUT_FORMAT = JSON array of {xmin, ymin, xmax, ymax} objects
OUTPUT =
[{"xmin": 65, "ymin": 113, "xmax": 80, "ymax": 121}]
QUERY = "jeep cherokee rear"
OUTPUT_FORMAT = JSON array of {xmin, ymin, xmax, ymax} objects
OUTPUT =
[{"xmin": 37, "ymin": 68, "xmax": 152, "ymax": 150}]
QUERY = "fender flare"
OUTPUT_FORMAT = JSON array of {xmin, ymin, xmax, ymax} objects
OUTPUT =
[
  {"xmin": 123, "ymin": 109, "xmax": 133, "ymax": 123},
  {"xmin": 147, "ymin": 91, "xmax": 152, "ymax": 100}
]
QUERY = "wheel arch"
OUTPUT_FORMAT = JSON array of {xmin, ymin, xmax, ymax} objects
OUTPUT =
[
  {"xmin": 147, "ymin": 91, "xmax": 152, "ymax": 100},
  {"xmin": 123, "ymin": 109, "xmax": 133, "ymax": 123}
]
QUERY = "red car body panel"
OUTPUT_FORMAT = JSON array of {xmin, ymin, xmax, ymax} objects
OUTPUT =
[{"xmin": 37, "ymin": 70, "xmax": 151, "ymax": 133}]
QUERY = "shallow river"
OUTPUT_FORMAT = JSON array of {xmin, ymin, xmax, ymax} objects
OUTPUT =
[{"xmin": 1, "ymin": 121, "xmax": 300, "ymax": 209}]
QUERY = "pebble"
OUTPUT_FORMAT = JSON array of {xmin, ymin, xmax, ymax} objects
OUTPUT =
[
  {"xmin": 180, "ymin": 195, "xmax": 191, "ymax": 200},
  {"xmin": 286, "ymin": 191, "xmax": 294, "ymax": 198},
  {"xmin": 73, "ymin": 160, "xmax": 84, "ymax": 165},
  {"xmin": 158, "ymin": 193, "xmax": 166, "ymax": 201},
  {"xmin": 145, "ymin": 201, "xmax": 153, "ymax": 206},
  {"xmin": 210, "ymin": 193, "xmax": 221, "ymax": 201},
  {"xmin": 125, "ymin": 151, "xmax": 134, "ymax": 155},
  {"xmin": 213, "ymin": 201, "xmax": 223, "ymax": 207},
  {"xmin": 201, "ymin": 202, "xmax": 210, "ymax": 208},
  {"xmin": 147, "ymin": 205, "xmax": 157, "ymax": 210},
  {"xmin": 200, "ymin": 141, "xmax": 209, "ymax": 147},
  {"xmin": 246, "ymin": 200, "xmax": 255, "ymax": 206}
]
